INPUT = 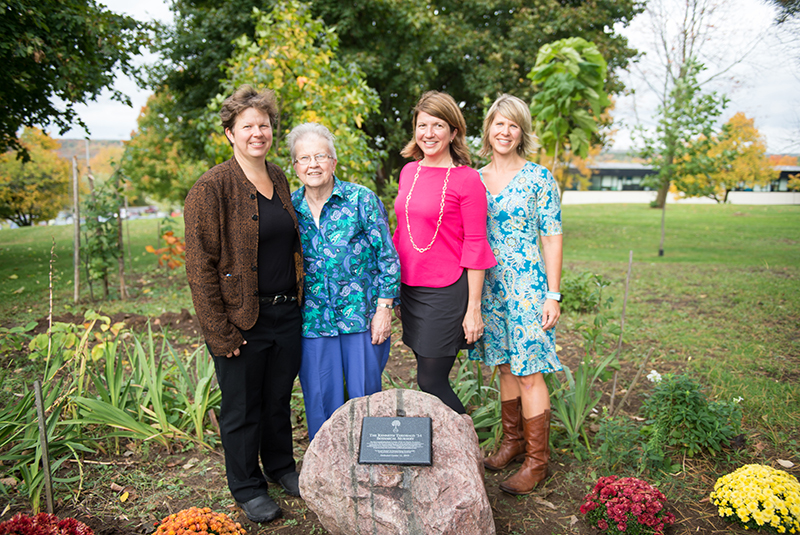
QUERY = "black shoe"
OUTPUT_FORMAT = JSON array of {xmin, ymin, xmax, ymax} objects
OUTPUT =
[
  {"xmin": 236, "ymin": 494, "xmax": 282, "ymax": 523},
  {"xmin": 276, "ymin": 471, "xmax": 301, "ymax": 497}
]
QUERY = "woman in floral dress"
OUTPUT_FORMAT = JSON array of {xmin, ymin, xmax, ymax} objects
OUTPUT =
[{"xmin": 469, "ymin": 94, "xmax": 563, "ymax": 495}]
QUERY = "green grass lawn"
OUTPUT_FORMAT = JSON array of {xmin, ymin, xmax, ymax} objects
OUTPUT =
[
  {"xmin": 0, "ymin": 216, "xmax": 192, "ymax": 322},
  {"xmin": 1, "ymin": 204, "xmax": 798, "ymax": 435},
  {"xmin": 562, "ymin": 203, "xmax": 800, "ymax": 435}
]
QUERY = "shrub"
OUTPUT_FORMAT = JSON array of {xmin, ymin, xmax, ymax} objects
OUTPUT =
[
  {"xmin": 595, "ymin": 411, "xmax": 644, "ymax": 473},
  {"xmin": 154, "ymin": 507, "xmax": 246, "ymax": 535},
  {"xmin": 0, "ymin": 513, "xmax": 94, "ymax": 535},
  {"xmin": 710, "ymin": 464, "xmax": 800, "ymax": 534},
  {"xmin": 642, "ymin": 373, "xmax": 742, "ymax": 457},
  {"xmin": 580, "ymin": 476, "xmax": 676, "ymax": 535},
  {"xmin": 561, "ymin": 270, "xmax": 612, "ymax": 314}
]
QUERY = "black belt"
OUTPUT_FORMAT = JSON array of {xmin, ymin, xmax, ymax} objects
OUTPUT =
[{"xmin": 259, "ymin": 293, "xmax": 298, "ymax": 306}]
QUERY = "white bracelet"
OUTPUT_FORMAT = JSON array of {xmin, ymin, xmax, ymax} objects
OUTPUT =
[
  {"xmin": 545, "ymin": 291, "xmax": 562, "ymax": 302},
  {"xmin": 376, "ymin": 303, "xmax": 393, "ymax": 309}
]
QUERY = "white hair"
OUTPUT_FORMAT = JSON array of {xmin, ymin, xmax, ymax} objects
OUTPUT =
[{"xmin": 286, "ymin": 122, "xmax": 337, "ymax": 161}]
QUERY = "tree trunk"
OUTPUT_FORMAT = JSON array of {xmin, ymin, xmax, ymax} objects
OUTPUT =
[
  {"xmin": 658, "ymin": 201, "xmax": 666, "ymax": 257},
  {"xmin": 552, "ymin": 136, "xmax": 563, "ymax": 202},
  {"xmin": 654, "ymin": 179, "xmax": 670, "ymax": 208},
  {"xmin": 116, "ymin": 174, "xmax": 127, "ymax": 300},
  {"xmin": 117, "ymin": 212, "xmax": 127, "ymax": 300},
  {"xmin": 72, "ymin": 157, "xmax": 80, "ymax": 304}
]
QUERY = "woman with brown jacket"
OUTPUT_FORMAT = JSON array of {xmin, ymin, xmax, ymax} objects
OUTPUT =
[{"xmin": 184, "ymin": 85, "xmax": 303, "ymax": 524}]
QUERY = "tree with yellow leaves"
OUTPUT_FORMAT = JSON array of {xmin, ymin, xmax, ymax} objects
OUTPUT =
[
  {"xmin": 674, "ymin": 112, "xmax": 776, "ymax": 203},
  {"xmin": 204, "ymin": 0, "xmax": 382, "ymax": 192},
  {"xmin": 0, "ymin": 128, "xmax": 70, "ymax": 226}
]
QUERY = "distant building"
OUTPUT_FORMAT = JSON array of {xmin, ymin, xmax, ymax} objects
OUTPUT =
[{"xmin": 571, "ymin": 163, "xmax": 799, "ymax": 192}]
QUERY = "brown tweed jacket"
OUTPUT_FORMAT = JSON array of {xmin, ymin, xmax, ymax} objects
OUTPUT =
[{"xmin": 184, "ymin": 157, "xmax": 304, "ymax": 357}]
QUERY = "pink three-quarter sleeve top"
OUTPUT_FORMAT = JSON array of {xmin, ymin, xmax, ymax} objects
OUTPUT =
[{"xmin": 393, "ymin": 162, "xmax": 497, "ymax": 287}]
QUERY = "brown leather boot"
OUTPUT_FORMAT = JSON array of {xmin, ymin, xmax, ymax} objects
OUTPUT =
[
  {"xmin": 499, "ymin": 410, "xmax": 551, "ymax": 495},
  {"xmin": 484, "ymin": 398, "xmax": 525, "ymax": 471}
]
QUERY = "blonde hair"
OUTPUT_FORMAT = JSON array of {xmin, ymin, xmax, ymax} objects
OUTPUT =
[
  {"xmin": 479, "ymin": 94, "xmax": 537, "ymax": 158},
  {"xmin": 401, "ymin": 91, "xmax": 471, "ymax": 166}
]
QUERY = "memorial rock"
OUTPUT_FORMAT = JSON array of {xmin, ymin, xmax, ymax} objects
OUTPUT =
[{"xmin": 299, "ymin": 389, "xmax": 495, "ymax": 535}]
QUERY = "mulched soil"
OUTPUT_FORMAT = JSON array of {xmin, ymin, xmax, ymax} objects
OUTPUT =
[{"xmin": 2, "ymin": 310, "xmax": 797, "ymax": 534}]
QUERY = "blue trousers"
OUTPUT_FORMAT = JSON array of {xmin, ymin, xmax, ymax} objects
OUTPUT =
[{"xmin": 299, "ymin": 331, "xmax": 390, "ymax": 440}]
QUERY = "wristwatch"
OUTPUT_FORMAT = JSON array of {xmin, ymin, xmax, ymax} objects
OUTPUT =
[{"xmin": 545, "ymin": 291, "xmax": 562, "ymax": 302}]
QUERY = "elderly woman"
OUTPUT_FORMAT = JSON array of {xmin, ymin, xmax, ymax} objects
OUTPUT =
[
  {"xmin": 469, "ymin": 94, "xmax": 563, "ymax": 495},
  {"xmin": 185, "ymin": 85, "xmax": 302, "ymax": 524},
  {"xmin": 392, "ymin": 91, "xmax": 496, "ymax": 414},
  {"xmin": 288, "ymin": 123, "xmax": 400, "ymax": 441}
]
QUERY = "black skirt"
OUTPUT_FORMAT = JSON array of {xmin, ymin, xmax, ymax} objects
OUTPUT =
[{"xmin": 400, "ymin": 270, "xmax": 473, "ymax": 357}]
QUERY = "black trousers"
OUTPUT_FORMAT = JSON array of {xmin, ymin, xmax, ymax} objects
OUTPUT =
[{"xmin": 212, "ymin": 301, "xmax": 302, "ymax": 502}]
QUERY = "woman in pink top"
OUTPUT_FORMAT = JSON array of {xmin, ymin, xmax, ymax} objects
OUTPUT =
[{"xmin": 393, "ymin": 91, "xmax": 496, "ymax": 413}]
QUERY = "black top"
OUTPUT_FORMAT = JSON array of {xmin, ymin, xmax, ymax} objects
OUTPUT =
[{"xmin": 257, "ymin": 191, "xmax": 297, "ymax": 296}]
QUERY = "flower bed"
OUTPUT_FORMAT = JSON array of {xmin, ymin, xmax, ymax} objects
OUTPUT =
[
  {"xmin": 580, "ymin": 476, "xmax": 675, "ymax": 535},
  {"xmin": 154, "ymin": 507, "xmax": 246, "ymax": 535},
  {"xmin": 0, "ymin": 513, "xmax": 94, "ymax": 535},
  {"xmin": 710, "ymin": 464, "xmax": 800, "ymax": 534}
]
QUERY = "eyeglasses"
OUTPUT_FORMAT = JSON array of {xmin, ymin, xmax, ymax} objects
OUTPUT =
[{"xmin": 294, "ymin": 153, "xmax": 331, "ymax": 165}]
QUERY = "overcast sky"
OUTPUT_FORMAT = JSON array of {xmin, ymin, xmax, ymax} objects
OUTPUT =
[{"xmin": 60, "ymin": 0, "xmax": 800, "ymax": 154}]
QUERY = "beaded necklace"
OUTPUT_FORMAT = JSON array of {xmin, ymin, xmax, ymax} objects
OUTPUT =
[{"xmin": 404, "ymin": 159, "xmax": 452, "ymax": 253}]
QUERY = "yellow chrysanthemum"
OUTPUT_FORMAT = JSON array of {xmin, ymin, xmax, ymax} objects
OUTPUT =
[{"xmin": 711, "ymin": 464, "xmax": 800, "ymax": 535}]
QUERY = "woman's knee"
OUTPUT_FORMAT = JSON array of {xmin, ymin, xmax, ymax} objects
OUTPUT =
[
  {"xmin": 517, "ymin": 372, "xmax": 544, "ymax": 390},
  {"xmin": 497, "ymin": 363, "xmax": 513, "ymax": 376}
]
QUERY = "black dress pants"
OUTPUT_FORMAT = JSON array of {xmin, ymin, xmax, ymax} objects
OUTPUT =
[{"xmin": 212, "ymin": 301, "xmax": 302, "ymax": 502}]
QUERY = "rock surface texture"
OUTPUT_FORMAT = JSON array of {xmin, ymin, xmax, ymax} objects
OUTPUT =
[{"xmin": 299, "ymin": 389, "xmax": 496, "ymax": 535}]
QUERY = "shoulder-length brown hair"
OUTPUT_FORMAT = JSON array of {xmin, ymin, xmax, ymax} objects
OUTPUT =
[
  {"xmin": 401, "ymin": 91, "xmax": 471, "ymax": 166},
  {"xmin": 220, "ymin": 85, "xmax": 279, "ymax": 143},
  {"xmin": 479, "ymin": 94, "xmax": 538, "ymax": 158}
]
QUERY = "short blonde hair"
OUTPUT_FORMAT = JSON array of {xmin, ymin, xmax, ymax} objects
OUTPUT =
[
  {"xmin": 479, "ymin": 94, "xmax": 537, "ymax": 158},
  {"xmin": 401, "ymin": 91, "xmax": 471, "ymax": 166}
]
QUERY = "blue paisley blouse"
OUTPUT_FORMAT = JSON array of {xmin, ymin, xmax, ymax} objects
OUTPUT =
[
  {"xmin": 468, "ymin": 162, "xmax": 563, "ymax": 376},
  {"xmin": 292, "ymin": 178, "xmax": 401, "ymax": 338}
]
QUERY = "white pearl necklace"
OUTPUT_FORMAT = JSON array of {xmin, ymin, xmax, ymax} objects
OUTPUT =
[{"xmin": 404, "ymin": 159, "xmax": 452, "ymax": 253}]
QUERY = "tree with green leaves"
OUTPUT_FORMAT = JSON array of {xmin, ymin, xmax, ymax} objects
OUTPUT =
[
  {"xmin": 82, "ymin": 179, "xmax": 124, "ymax": 300},
  {"xmin": 639, "ymin": 60, "xmax": 728, "ymax": 204},
  {"xmin": 148, "ymin": 0, "xmax": 643, "ymax": 189},
  {"xmin": 310, "ymin": 0, "xmax": 642, "ymax": 185},
  {"xmin": 631, "ymin": 0, "xmax": 758, "ymax": 209},
  {"xmin": 0, "ymin": 0, "xmax": 147, "ymax": 160},
  {"xmin": 121, "ymin": 92, "xmax": 207, "ymax": 205},
  {"xmin": 675, "ymin": 112, "xmax": 776, "ymax": 203},
  {"xmin": 205, "ymin": 1, "xmax": 382, "ymax": 190},
  {"xmin": 639, "ymin": 59, "xmax": 727, "ymax": 255},
  {"xmin": 528, "ymin": 38, "xmax": 610, "ymax": 199},
  {"xmin": 766, "ymin": 0, "xmax": 800, "ymax": 22},
  {"xmin": 0, "ymin": 128, "xmax": 70, "ymax": 226},
  {"xmin": 148, "ymin": 0, "xmax": 267, "ymax": 162}
]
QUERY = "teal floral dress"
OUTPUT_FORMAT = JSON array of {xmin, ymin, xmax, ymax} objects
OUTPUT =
[{"xmin": 469, "ymin": 162, "xmax": 563, "ymax": 376}]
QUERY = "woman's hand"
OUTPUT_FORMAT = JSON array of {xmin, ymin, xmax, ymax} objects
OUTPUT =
[
  {"xmin": 225, "ymin": 340, "xmax": 248, "ymax": 359},
  {"xmin": 371, "ymin": 306, "xmax": 392, "ymax": 345},
  {"xmin": 463, "ymin": 269, "xmax": 486, "ymax": 345},
  {"xmin": 462, "ymin": 303, "xmax": 484, "ymax": 345},
  {"xmin": 541, "ymin": 300, "xmax": 560, "ymax": 331}
]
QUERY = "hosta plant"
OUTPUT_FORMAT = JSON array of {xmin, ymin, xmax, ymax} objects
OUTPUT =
[
  {"xmin": 710, "ymin": 464, "xmax": 800, "ymax": 534},
  {"xmin": 580, "ymin": 476, "xmax": 676, "ymax": 535},
  {"xmin": 0, "ymin": 513, "xmax": 94, "ymax": 535},
  {"xmin": 154, "ymin": 507, "xmax": 246, "ymax": 535}
]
